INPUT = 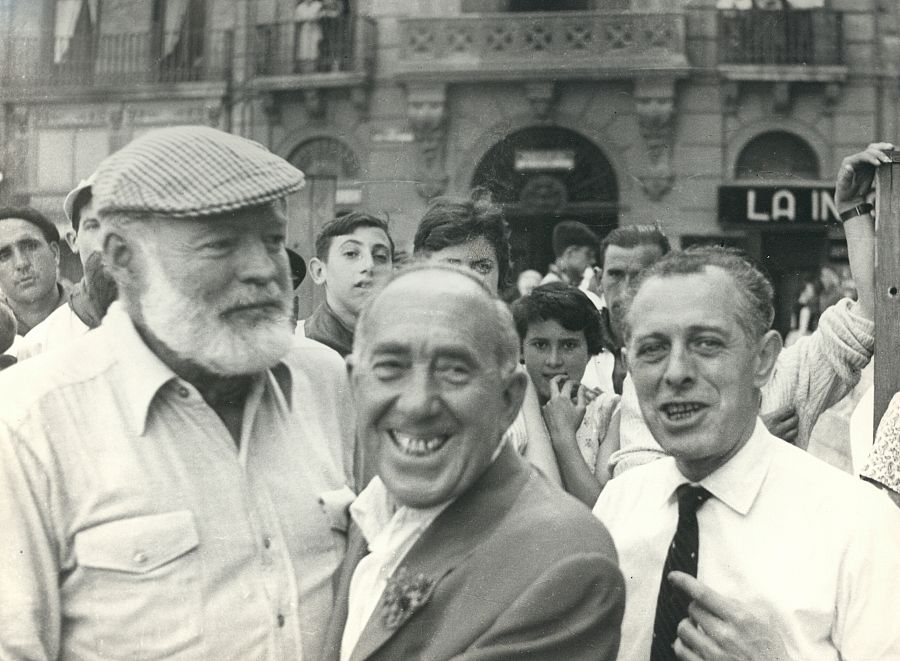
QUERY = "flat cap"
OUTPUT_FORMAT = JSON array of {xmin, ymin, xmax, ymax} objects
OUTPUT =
[
  {"xmin": 93, "ymin": 125, "xmax": 305, "ymax": 218},
  {"xmin": 63, "ymin": 172, "xmax": 96, "ymax": 230}
]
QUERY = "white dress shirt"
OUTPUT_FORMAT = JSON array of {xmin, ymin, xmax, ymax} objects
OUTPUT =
[
  {"xmin": 340, "ymin": 477, "xmax": 452, "ymax": 661},
  {"xmin": 0, "ymin": 302, "xmax": 354, "ymax": 660},
  {"xmin": 594, "ymin": 419, "xmax": 900, "ymax": 661}
]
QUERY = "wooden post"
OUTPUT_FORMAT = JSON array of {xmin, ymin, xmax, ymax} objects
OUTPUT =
[{"xmin": 873, "ymin": 153, "xmax": 900, "ymax": 433}]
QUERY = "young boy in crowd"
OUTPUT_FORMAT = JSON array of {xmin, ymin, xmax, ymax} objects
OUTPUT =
[
  {"xmin": 511, "ymin": 282, "xmax": 620, "ymax": 505},
  {"xmin": 302, "ymin": 212, "xmax": 394, "ymax": 356}
]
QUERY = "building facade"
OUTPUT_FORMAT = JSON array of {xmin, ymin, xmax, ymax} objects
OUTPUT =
[{"xmin": 1, "ymin": 0, "xmax": 898, "ymax": 327}]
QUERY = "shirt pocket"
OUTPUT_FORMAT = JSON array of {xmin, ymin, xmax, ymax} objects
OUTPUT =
[{"xmin": 68, "ymin": 511, "xmax": 202, "ymax": 659}]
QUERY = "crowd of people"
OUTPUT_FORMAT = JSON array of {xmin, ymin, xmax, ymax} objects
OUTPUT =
[{"xmin": 0, "ymin": 126, "xmax": 898, "ymax": 660}]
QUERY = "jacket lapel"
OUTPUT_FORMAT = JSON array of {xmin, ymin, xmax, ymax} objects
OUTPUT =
[
  {"xmin": 349, "ymin": 445, "xmax": 531, "ymax": 661},
  {"xmin": 321, "ymin": 521, "xmax": 369, "ymax": 661}
]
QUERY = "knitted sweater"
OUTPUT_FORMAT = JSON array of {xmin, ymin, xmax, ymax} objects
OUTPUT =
[{"xmin": 611, "ymin": 298, "xmax": 875, "ymax": 475}]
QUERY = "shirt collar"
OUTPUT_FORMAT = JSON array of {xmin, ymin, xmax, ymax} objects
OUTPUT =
[
  {"xmin": 104, "ymin": 302, "xmax": 294, "ymax": 436},
  {"xmin": 659, "ymin": 418, "xmax": 775, "ymax": 516},
  {"xmin": 350, "ymin": 438, "xmax": 508, "ymax": 548},
  {"xmin": 350, "ymin": 477, "xmax": 452, "ymax": 551}
]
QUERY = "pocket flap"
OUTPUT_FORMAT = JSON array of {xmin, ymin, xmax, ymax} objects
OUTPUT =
[{"xmin": 75, "ymin": 511, "xmax": 199, "ymax": 574}]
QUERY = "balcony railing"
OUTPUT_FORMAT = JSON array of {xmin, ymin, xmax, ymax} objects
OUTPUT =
[
  {"xmin": 718, "ymin": 9, "xmax": 843, "ymax": 66},
  {"xmin": 1, "ymin": 29, "xmax": 233, "ymax": 88},
  {"xmin": 253, "ymin": 15, "xmax": 374, "ymax": 78},
  {"xmin": 394, "ymin": 11, "xmax": 687, "ymax": 81}
]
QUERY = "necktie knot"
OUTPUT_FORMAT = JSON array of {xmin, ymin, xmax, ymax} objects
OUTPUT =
[{"xmin": 675, "ymin": 483, "xmax": 711, "ymax": 518}]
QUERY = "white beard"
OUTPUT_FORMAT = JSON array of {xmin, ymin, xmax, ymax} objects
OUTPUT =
[{"xmin": 136, "ymin": 251, "xmax": 294, "ymax": 376}]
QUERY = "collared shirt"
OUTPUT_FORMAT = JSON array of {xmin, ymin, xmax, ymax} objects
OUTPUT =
[
  {"xmin": 340, "ymin": 440, "xmax": 508, "ymax": 660},
  {"xmin": 0, "ymin": 302, "xmax": 354, "ymax": 661},
  {"xmin": 17, "ymin": 283, "xmax": 91, "ymax": 361},
  {"xmin": 594, "ymin": 419, "xmax": 900, "ymax": 661},
  {"xmin": 3, "ymin": 280, "xmax": 70, "ymax": 338},
  {"xmin": 611, "ymin": 297, "xmax": 876, "ymax": 475},
  {"xmin": 340, "ymin": 477, "xmax": 452, "ymax": 661}
]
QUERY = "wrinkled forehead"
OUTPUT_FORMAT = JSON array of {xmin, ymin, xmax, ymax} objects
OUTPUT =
[
  {"xmin": 627, "ymin": 268, "xmax": 742, "ymax": 331},
  {"xmin": 603, "ymin": 243, "xmax": 663, "ymax": 271}
]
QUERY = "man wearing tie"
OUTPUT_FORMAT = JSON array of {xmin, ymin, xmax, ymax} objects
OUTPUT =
[{"xmin": 593, "ymin": 245, "xmax": 900, "ymax": 660}]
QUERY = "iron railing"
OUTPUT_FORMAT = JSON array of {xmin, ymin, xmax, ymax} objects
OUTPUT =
[
  {"xmin": 2, "ymin": 28, "xmax": 233, "ymax": 87},
  {"xmin": 718, "ymin": 9, "xmax": 843, "ymax": 66},
  {"xmin": 253, "ymin": 14, "xmax": 374, "ymax": 77}
]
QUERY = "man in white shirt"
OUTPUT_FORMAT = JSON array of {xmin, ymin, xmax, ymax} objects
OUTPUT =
[
  {"xmin": 323, "ymin": 263, "xmax": 625, "ymax": 661},
  {"xmin": 0, "ymin": 126, "xmax": 354, "ymax": 660},
  {"xmin": 18, "ymin": 174, "xmax": 118, "ymax": 360},
  {"xmin": 593, "ymin": 246, "xmax": 900, "ymax": 661}
]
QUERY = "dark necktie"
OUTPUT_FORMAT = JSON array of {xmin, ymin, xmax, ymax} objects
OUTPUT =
[{"xmin": 650, "ymin": 484, "xmax": 712, "ymax": 661}]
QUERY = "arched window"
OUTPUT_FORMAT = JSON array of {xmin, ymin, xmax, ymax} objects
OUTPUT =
[
  {"xmin": 735, "ymin": 130, "xmax": 819, "ymax": 180},
  {"xmin": 288, "ymin": 137, "xmax": 361, "ymax": 180}
]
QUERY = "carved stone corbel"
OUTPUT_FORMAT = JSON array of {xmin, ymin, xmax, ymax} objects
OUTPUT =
[
  {"xmin": 772, "ymin": 81, "xmax": 791, "ymax": 115},
  {"xmin": 261, "ymin": 93, "xmax": 281, "ymax": 125},
  {"xmin": 524, "ymin": 81, "xmax": 556, "ymax": 121},
  {"xmin": 350, "ymin": 86, "xmax": 370, "ymax": 119},
  {"xmin": 108, "ymin": 105, "xmax": 128, "ymax": 152},
  {"xmin": 635, "ymin": 77, "xmax": 677, "ymax": 201},
  {"xmin": 721, "ymin": 80, "xmax": 739, "ymax": 115},
  {"xmin": 205, "ymin": 101, "xmax": 223, "ymax": 128},
  {"xmin": 822, "ymin": 82, "xmax": 841, "ymax": 115},
  {"xmin": 303, "ymin": 88, "xmax": 325, "ymax": 119},
  {"xmin": 406, "ymin": 83, "xmax": 448, "ymax": 199}
]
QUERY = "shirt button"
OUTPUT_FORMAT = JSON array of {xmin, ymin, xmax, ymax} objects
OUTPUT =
[
  {"xmin": 263, "ymin": 536, "xmax": 271, "ymax": 549},
  {"xmin": 177, "ymin": 386, "xmax": 190, "ymax": 398},
  {"xmin": 276, "ymin": 613, "xmax": 285, "ymax": 627},
  {"xmin": 133, "ymin": 551, "xmax": 148, "ymax": 565}
]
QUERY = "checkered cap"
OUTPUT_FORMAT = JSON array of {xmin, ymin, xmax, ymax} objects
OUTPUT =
[{"xmin": 93, "ymin": 125, "xmax": 305, "ymax": 219}]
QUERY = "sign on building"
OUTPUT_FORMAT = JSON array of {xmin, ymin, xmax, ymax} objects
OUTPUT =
[{"xmin": 718, "ymin": 185, "xmax": 841, "ymax": 225}]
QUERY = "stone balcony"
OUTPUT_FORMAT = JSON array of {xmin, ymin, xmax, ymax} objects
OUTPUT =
[
  {"xmin": 394, "ymin": 10, "xmax": 689, "ymax": 83},
  {"xmin": 0, "ymin": 29, "xmax": 232, "ymax": 100},
  {"xmin": 248, "ymin": 15, "xmax": 376, "ymax": 93}
]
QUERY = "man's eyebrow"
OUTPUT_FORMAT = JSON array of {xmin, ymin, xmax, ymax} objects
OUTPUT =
[
  {"xmin": 370, "ymin": 341, "xmax": 408, "ymax": 355},
  {"xmin": 338, "ymin": 238, "xmax": 363, "ymax": 247}
]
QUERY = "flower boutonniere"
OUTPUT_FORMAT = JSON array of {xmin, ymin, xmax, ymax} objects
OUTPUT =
[{"xmin": 380, "ymin": 566, "xmax": 435, "ymax": 630}]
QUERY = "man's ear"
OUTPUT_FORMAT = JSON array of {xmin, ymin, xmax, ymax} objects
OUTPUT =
[
  {"xmin": 64, "ymin": 229, "xmax": 78, "ymax": 254},
  {"xmin": 501, "ymin": 367, "xmax": 528, "ymax": 429},
  {"xmin": 49, "ymin": 241, "xmax": 60, "ymax": 265},
  {"xmin": 752, "ymin": 329, "xmax": 782, "ymax": 389},
  {"xmin": 308, "ymin": 257, "xmax": 327, "ymax": 286},
  {"xmin": 102, "ymin": 231, "xmax": 133, "ymax": 279}
]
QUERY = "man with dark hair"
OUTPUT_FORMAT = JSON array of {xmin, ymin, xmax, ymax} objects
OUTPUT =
[
  {"xmin": 583, "ymin": 224, "xmax": 671, "ymax": 395},
  {"xmin": 541, "ymin": 220, "xmax": 600, "ymax": 289},
  {"xmin": 593, "ymin": 245, "xmax": 900, "ymax": 661},
  {"xmin": 0, "ymin": 206, "xmax": 68, "ymax": 345},
  {"xmin": 511, "ymin": 282, "xmax": 620, "ymax": 505},
  {"xmin": 18, "ymin": 174, "xmax": 119, "ymax": 359},
  {"xmin": 325, "ymin": 264, "xmax": 625, "ymax": 661},
  {"xmin": 413, "ymin": 195, "xmax": 511, "ymax": 296},
  {"xmin": 303, "ymin": 212, "xmax": 394, "ymax": 356}
]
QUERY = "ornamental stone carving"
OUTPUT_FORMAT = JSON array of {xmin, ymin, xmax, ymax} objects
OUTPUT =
[
  {"xmin": 635, "ymin": 78, "xmax": 677, "ymax": 201},
  {"xmin": 406, "ymin": 83, "xmax": 448, "ymax": 199}
]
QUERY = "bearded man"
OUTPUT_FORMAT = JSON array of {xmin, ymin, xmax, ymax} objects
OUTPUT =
[{"xmin": 0, "ymin": 126, "xmax": 355, "ymax": 660}]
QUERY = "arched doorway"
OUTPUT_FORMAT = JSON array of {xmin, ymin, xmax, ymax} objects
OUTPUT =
[
  {"xmin": 471, "ymin": 126, "xmax": 618, "ymax": 275},
  {"xmin": 287, "ymin": 136, "xmax": 361, "ymax": 319},
  {"xmin": 734, "ymin": 130, "xmax": 827, "ymax": 337}
]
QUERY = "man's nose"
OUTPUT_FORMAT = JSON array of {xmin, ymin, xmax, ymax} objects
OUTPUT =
[
  {"xmin": 663, "ymin": 344, "xmax": 695, "ymax": 389},
  {"xmin": 13, "ymin": 247, "xmax": 32, "ymax": 272},
  {"xmin": 395, "ymin": 366, "xmax": 441, "ymax": 418},
  {"xmin": 237, "ymin": 238, "xmax": 280, "ymax": 284}
]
